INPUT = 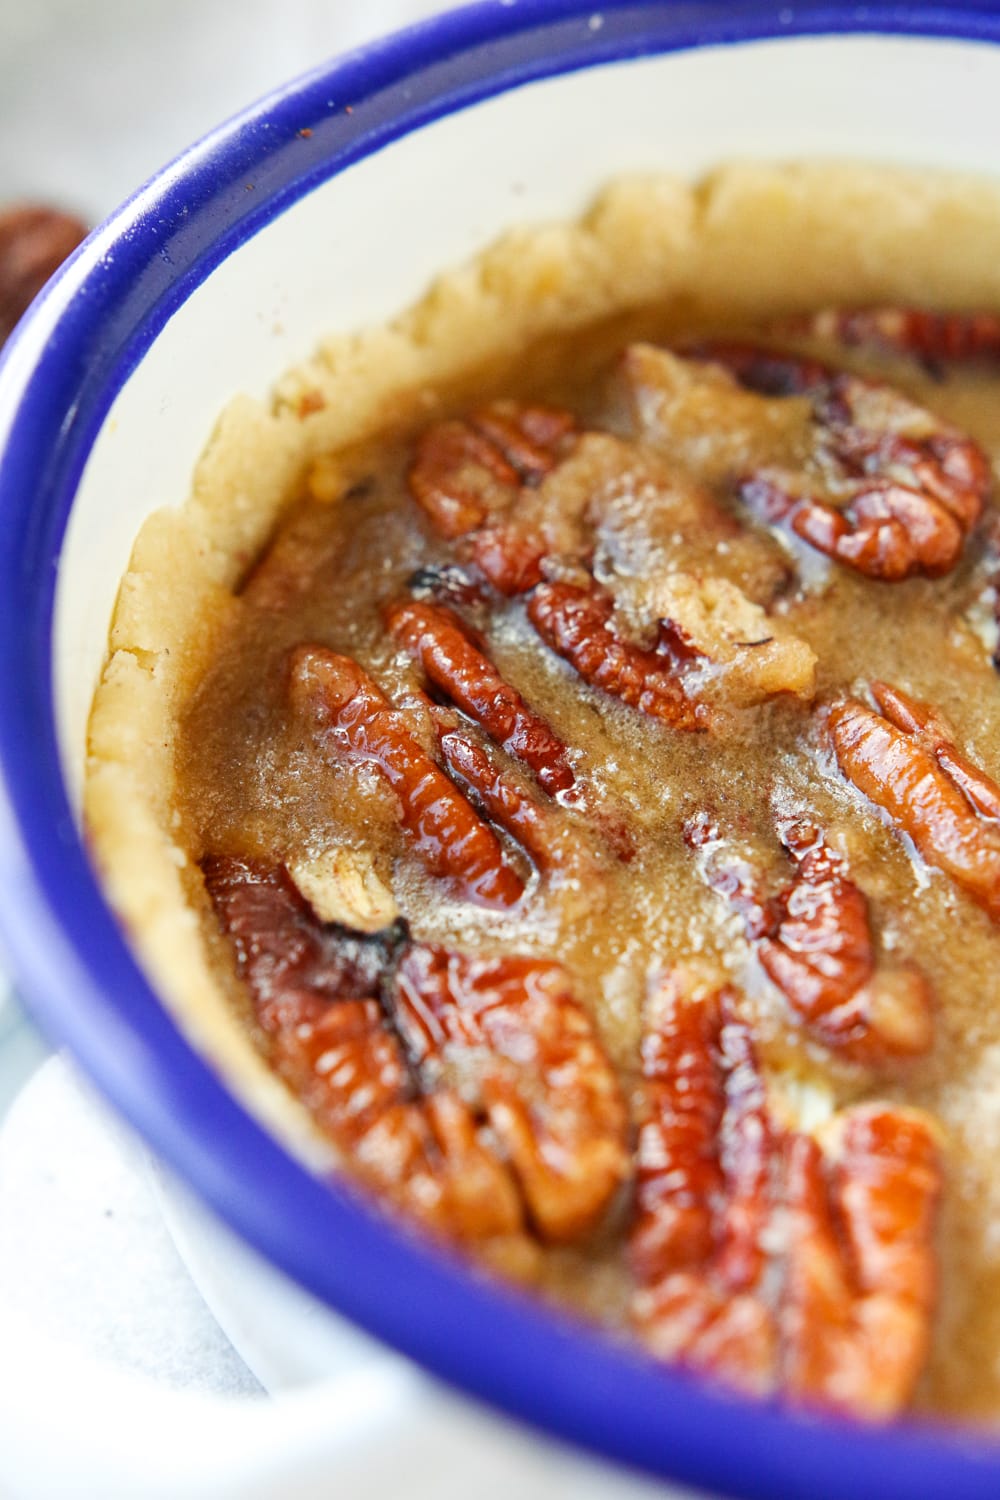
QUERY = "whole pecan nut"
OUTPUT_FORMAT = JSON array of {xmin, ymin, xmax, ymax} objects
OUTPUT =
[{"xmin": 0, "ymin": 204, "xmax": 87, "ymax": 345}]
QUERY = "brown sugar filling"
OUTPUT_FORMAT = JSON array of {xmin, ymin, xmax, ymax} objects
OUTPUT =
[{"xmin": 175, "ymin": 307, "xmax": 1000, "ymax": 1423}]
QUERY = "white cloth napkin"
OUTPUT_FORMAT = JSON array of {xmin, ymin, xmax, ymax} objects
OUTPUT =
[
  {"xmin": 0, "ymin": 1045, "xmax": 262, "ymax": 1398},
  {"xmin": 0, "ymin": 1040, "xmax": 698, "ymax": 1499}
]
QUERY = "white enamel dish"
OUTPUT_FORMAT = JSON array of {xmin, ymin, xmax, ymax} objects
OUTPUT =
[{"xmin": 2, "ymin": 5, "xmax": 1000, "ymax": 1495}]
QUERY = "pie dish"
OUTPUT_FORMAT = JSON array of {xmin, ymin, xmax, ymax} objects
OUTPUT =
[
  {"xmin": 87, "ymin": 157, "xmax": 1000, "ymax": 1421},
  {"xmin": 4, "ymin": 4, "xmax": 1000, "ymax": 1496}
]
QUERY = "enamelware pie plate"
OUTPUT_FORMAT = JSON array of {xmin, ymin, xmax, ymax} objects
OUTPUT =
[{"xmin": 3, "ymin": 4, "xmax": 1000, "ymax": 1495}]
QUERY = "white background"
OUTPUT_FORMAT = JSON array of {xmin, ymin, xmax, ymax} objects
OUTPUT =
[{"xmin": 0, "ymin": 1, "xmax": 450, "ymax": 214}]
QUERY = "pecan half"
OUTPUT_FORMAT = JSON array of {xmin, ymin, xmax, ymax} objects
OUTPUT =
[
  {"xmin": 528, "ymin": 579, "xmax": 708, "ymax": 731},
  {"xmin": 829, "ymin": 682, "xmax": 1000, "ymax": 921},
  {"xmin": 784, "ymin": 306, "xmax": 1000, "ymax": 372},
  {"xmin": 202, "ymin": 855, "xmax": 532, "ymax": 1261},
  {"xmin": 781, "ymin": 1105, "xmax": 941, "ymax": 1417},
  {"xmin": 289, "ymin": 644, "xmax": 524, "ymax": 908},
  {"xmin": 630, "ymin": 970, "xmax": 942, "ymax": 1415},
  {"xmin": 388, "ymin": 944, "xmax": 630, "ymax": 1242},
  {"xmin": 408, "ymin": 401, "xmax": 576, "ymax": 549},
  {"xmin": 0, "ymin": 204, "xmax": 87, "ymax": 346},
  {"xmin": 434, "ymin": 721, "xmax": 602, "ymax": 887},
  {"xmin": 385, "ymin": 597, "xmax": 575, "ymax": 796},
  {"xmin": 389, "ymin": 595, "xmax": 635, "ymax": 862},
  {"xmin": 630, "ymin": 974, "xmax": 779, "ymax": 1396},
  {"xmin": 630, "ymin": 975, "xmax": 770, "ymax": 1291},
  {"xmin": 684, "ymin": 815, "xmax": 933, "ymax": 1061},
  {"xmin": 267, "ymin": 996, "xmax": 519, "ymax": 1235},
  {"xmin": 691, "ymin": 341, "xmax": 989, "ymax": 580}
]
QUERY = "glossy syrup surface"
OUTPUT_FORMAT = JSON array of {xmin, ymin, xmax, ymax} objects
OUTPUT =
[{"xmin": 176, "ymin": 309, "xmax": 1000, "ymax": 1421}]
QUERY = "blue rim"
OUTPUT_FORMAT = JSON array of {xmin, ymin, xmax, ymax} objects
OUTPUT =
[{"xmin": 2, "ymin": 3, "xmax": 1000, "ymax": 1495}]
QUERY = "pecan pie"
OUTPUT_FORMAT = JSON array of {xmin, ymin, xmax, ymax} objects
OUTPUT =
[{"xmin": 86, "ymin": 164, "xmax": 1000, "ymax": 1424}]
